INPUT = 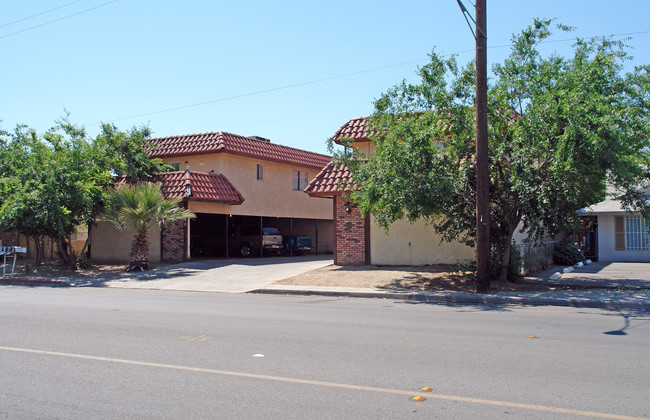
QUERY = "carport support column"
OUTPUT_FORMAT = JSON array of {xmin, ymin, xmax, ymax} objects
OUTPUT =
[
  {"xmin": 260, "ymin": 216, "xmax": 264, "ymax": 258},
  {"xmin": 290, "ymin": 218, "xmax": 293, "ymax": 256},
  {"xmin": 161, "ymin": 219, "xmax": 187, "ymax": 263},
  {"xmin": 225, "ymin": 216, "xmax": 229, "ymax": 260},
  {"xmin": 186, "ymin": 217, "xmax": 191, "ymax": 260}
]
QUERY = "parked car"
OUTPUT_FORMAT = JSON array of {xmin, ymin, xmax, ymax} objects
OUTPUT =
[
  {"xmin": 238, "ymin": 226, "xmax": 283, "ymax": 257},
  {"xmin": 282, "ymin": 235, "xmax": 312, "ymax": 256},
  {"xmin": 190, "ymin": 225, "xmax": 283, "ymax": 257}
]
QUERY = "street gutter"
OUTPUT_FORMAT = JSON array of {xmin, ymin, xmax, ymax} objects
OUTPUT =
[{"xmin": 251, "ymin": 287, "xmax": 650, "ymax": 311}]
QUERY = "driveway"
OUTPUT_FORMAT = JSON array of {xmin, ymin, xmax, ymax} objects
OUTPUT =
[
  {"xmin": 525, "ymin": 261, "xmax": 650, "ymax": 289},
  {"xmin": 100, "ymin": 255, "xmax": 333, "ymax": 293}
]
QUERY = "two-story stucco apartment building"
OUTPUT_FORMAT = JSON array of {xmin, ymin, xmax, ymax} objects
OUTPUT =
[
  {"xmin": 91, "ymin": 131, "xmax": 333, "ymax": 263},
  {"xmin": 306, "ymin": 116, "xmax": 475, "ymax": 266}
]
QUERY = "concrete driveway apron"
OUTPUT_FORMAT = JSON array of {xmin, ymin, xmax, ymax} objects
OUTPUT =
[
  {"xmin": 103, "ymin": 255, "xmax": 333, "ymax": 293},
  {"xmin": 557, "ymin": 261, "xmax": 650, "ymax": 289}
]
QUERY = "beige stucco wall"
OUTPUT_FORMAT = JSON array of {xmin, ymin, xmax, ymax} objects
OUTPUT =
[
  {"xmin": 91, "ymin": 221, "xmax": 161, "ymax": 263},
  {"xmin": 370, "ymin": 218, "xmax": 475, "ymax": 265},
  {"xmin": 352, "ymin": 141, "xmax": 376, "ymax": 155},
  {"xmin": 162, "ymin": 154, "xmax": 332, "ymax": 220}
]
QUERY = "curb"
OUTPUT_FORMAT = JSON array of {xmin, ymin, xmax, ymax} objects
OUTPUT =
[
  {"xmin": 250, "ymin": 288, "xmax": 650, "ymax": 311},
  {"xmin": 0, "ymin": 278, "xmax": 70, "ymax": 287}
]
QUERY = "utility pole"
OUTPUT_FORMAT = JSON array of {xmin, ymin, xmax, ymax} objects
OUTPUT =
[{"xmin": 474, "ymin": 0, "xmax": 490, "ymax": 293}]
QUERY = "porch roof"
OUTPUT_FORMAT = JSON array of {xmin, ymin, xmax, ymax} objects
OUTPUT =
[
  {"xmin": 155, "ymin": 170, "xmax": 244, "ymax": 204},
  {"xmin": 304, "ymin": 162, "xmax": 355, "ymax": 197}
]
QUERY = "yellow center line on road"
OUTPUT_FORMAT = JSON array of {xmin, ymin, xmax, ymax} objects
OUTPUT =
[{"xmin": 0, "ymin": 345, "xmax": 642, "ymax": 420}]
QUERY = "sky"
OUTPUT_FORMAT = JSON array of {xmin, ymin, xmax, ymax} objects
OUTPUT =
[{"xmin": 2, "ymin": 1, "xmax": 650, "ymax": 155}]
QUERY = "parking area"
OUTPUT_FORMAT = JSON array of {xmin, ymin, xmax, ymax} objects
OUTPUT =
[
  {"xmin": 525, "ymin": 261, "xmax": 650, "ymax": 289},
  {"xmin": 102, "ymin": 254, "xmax": 334, "ymax": 293},
  {"xmin": 559, "ymin": 262, "xmax": 650, "ymax": 288},
  {"xmin": 189, "ymin": 214, "xmax": 333, "ymax": 258}
]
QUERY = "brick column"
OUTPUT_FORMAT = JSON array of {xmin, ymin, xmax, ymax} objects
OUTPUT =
[
  {"xmin": 334, "ymin": 195, "xmax": 367, "ymax": 265},
  {"xmin": 161, "ymin": 219, "xmax": 187, "ymax": 263}
]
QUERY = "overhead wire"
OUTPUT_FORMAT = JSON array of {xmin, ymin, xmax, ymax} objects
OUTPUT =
[
  {"xmin": 0, "ymin": 0, "xmax": 83, "ymax": 29},
  {"xmin": 0, "ymin": 0, "xmax": 118, "ymax": 40},
  {"xmin": 86, "ymin": 59, "xmax": 427, "ymax": 126},
  {"xmin": 88, "ymin": 28, "xmax": 650, "ymax": 127}
]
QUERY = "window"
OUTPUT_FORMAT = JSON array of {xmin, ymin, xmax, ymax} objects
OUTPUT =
[
  {"xmin": 625, "ymin": 216, "xmax": 650, "ymax": 250},
  {"xmin": 167, "ymin": 162, "xmax": 181, "ymax": 171},
  {"xmin": 256, "ymin": 164, "xmax": 263, "ymax": 180},
  {"xmin": 263, "ymin": 227, "xmax": 280, "ymax": 235},
  {"xmin": 292, "ymin": 170, "xmax": 308, "ymax": 190}
]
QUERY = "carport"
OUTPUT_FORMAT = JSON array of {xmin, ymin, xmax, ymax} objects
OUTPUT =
[{"xmin": 189, "ymin": 213, "xmax": 332, "ymax": 259}]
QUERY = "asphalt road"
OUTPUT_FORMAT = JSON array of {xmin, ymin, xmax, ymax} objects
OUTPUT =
[{"xmin": 1, "ymin": 287, "xmax": 649, "ymax": 419}]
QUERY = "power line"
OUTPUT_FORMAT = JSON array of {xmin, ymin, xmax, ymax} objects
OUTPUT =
[
  {"xmin": 88, "ymin": 28, "xmax": 650, "ymax": 127},
  {"xmin": 0, "ymin": 0, "xmax": 118, "ymax": 40},
  {"xmin": 86, "ymin": 59, "xmax": 427, "ymax": 126},
  {"xmin": 0, "ymin": 1, "xmax": 83, "ymax": 29}
]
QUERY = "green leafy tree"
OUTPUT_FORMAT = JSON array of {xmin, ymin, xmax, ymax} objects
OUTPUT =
[
  {"xmin": 0, "ymin": 118, "xmax": 167, "ymax": 267},
  {"xmin": 93, "ymin": 123, "xmax": 167, "ymax": 184},
  {"xmin": 0, "ymin": 122, "xmax": 113, "ymax": 265},
  {"xmin": 333, "ymin": 19, "xmax": 650, "ymax": 290},
  {"xmin": 104, "ymin": 182, "xmax": 195, "ymax": 271}
]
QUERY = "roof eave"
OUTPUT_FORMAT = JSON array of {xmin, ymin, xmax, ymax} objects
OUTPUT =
[
  {"xmin": 149, "ymin": 148, "xmax": 329, "ymax": 170},
  {"xmin": 187, "ymin": 198, "xmax": 244, "ymax": 205}
]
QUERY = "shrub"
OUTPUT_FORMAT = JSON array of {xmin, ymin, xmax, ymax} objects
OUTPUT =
[
  {"xmin": 552, "ymin": 241, "xmax": 585, "ymax": 266},
  {"xmin": 76, "ymin": 253, "xmax": 92, "ymax": 270},
  {"xmin": 455, "ymin": 259, "xmax": 477, "ymax": 281}
]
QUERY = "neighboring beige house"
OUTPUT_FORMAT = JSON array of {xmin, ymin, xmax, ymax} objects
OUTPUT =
[
  {"xmin": 305, "ymin": 117, "xmax": 474, "ymax": 266},
  {"xmin": 92, "ymin": 132, "xmax": 334, "ymax": 263},
  {"xmin": 580, "ymin": 190, "xmax": 650, "ymax": 262}
]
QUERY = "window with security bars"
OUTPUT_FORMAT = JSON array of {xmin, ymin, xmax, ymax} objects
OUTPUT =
[{"xmin": 625, "ymin": 216, "xmax": 650, "ymax": 250}]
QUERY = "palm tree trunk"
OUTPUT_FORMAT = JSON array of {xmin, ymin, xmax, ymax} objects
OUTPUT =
[{"xmin": 127, "ymin": 232, "xmax": 149, "ymax": 271}]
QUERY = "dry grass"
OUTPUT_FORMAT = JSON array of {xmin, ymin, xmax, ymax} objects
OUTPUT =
[
  {"xmin": 8, "ymin": 260, "xmax": 165, "ymax": 280},
  {"xmin": 275, "ymin": 264, "xmax": 563, "ymax": 292}
]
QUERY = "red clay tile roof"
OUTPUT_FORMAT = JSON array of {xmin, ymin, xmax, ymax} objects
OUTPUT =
[
  {"xmin": 304, "ymin": 162, "xmax": 355, "ymax": 197},
  {"xmin": 147, "ymin": 131, "xmax": 331, "ymax": 170},
  {"xmin": 155, "ymin": 171, "xmax": 244, "ymax": 204},
  {"xmin": 332, "ymin": 112, "xmax": 458, "ymax": 144},
  {"xmin": 331, "ymin": 117, "xmax": 373, "ymax": 144}
]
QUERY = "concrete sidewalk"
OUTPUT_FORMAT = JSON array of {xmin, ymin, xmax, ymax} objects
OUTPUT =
[
  {"xmin": 252, "ymin": 261, "xmax": 650, "ymax": 310},
  {"xmin": 91, "ymin": 256, "xmax": 335, "ymax": 293},
  {"xmin": 255, "ymin": 283, "xmax": 650, "ymax": 310},
  {"xmin": 2, "ymin": 259, "xmax": 650, "ymax": 310}
]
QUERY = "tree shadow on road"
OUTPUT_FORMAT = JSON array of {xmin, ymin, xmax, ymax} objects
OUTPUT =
[
  {"xmin": 395, "ymin": 297, "xmax": 516, "ymax": 312},
  {"xmin": 597, "ymin": 308, "xmax": 650, "ymax": 336}
]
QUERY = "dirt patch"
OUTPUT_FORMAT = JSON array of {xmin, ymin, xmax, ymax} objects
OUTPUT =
[
  {"xmin": 275, "ymin": 264, "xmax": 573, "ymax": 293},
  {"xmin": 5, "ymin": 260, "xmax": 166, "ymax": 281}
]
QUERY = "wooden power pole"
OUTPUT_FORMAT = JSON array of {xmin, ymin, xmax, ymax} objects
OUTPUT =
[{"xmin": 474, "ymin": 0, "xmax": 490, "ymax": 293}]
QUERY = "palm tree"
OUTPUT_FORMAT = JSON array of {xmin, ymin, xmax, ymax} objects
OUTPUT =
[{"xmin": 105, "ymin": 182, "xmax": 195, "ymax": 271}]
